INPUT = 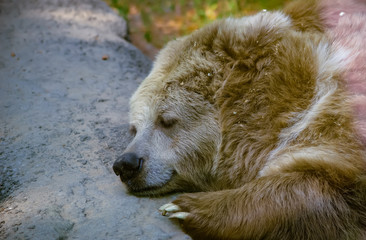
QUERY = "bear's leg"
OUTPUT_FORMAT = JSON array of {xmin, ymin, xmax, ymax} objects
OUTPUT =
[{"xmin": 160, "ymin": 171, "xmax": 365, "ymax": 240}]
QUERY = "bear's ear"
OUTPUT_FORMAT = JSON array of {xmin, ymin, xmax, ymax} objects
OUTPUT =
[
  {"xmin": 283, "ymin": 0, "xmax": 324, "ymax": 33},
  {"xmin": 211, "ymin": 11, "xmax": 291, "ymax": 63}
]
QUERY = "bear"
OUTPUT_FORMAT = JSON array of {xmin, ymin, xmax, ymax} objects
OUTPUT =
[{"xmin": 112, "ymin": 0, "xmax": 366, "ymax": 239}]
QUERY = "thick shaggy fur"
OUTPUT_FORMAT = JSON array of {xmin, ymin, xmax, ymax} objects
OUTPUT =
[{"xmin": 116, "ymin": 0, "xmax": 366, "ymax": 239}]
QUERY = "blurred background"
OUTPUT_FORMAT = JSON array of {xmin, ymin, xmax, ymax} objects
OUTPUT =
[{"xmin": 104, "ymin": 0, "xmax": 289, "ymax": 59}]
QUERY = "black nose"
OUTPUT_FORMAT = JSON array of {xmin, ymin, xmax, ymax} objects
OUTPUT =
[{"xmin": 113, "ymin": 152, "xmax": 143, "ymax": 181}]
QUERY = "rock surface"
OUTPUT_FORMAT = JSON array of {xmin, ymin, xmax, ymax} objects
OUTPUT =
[{"xmin": 0, "ymin": 0, "xmax": 190, "ymax": 239}]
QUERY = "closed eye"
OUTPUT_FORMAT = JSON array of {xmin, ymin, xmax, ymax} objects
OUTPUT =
[
  {"xmin": 159, "ymin": 116, "xmax": 178, "ymax": 129},
  {"xmin": 129, "ymin": 125, "xmax": 137, "ymax": 137}
]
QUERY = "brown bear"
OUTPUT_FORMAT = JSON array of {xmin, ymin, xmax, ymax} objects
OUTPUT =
[{"xmin": 113, "ymin": 0, "xmax": 366, "ymax": 239}]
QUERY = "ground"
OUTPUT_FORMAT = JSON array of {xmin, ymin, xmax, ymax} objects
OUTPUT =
[{"xmin": 0, "ymin": 0, "xmax": 190, "ymax": 239}]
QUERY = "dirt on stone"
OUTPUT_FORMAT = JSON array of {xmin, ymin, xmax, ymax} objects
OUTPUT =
[{"xmin": 0, "ymin": 0, "xmax": 190, "ymax": 239}]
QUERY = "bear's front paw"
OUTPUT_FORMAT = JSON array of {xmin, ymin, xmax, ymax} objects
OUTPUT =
[
  {"xmin": 159, "ymin": 202, "xmax": 191, "ymax": 220},
  {"xmin": 159, "ymin": 194, "xmax": 222, "ymax": 239}
]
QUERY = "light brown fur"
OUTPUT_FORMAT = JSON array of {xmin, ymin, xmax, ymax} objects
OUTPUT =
[{"xmin": 115, "ymin": 0, "xmax": 366, "ymax": 239}]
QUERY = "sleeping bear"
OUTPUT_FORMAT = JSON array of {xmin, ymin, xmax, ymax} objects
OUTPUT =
[{"xmin": 113, "ymin": 0, "xmax": 366, "ymax": 239}]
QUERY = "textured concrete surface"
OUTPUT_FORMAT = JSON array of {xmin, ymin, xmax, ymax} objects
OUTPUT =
[{"xmin": 0, "ymin": 0, "xmax": 190, "ymax": 239}]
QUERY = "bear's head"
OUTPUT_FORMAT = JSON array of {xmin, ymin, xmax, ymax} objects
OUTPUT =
[{"xmin": 112, "ymin": 32, "xmax": 223, "ymax": 195}]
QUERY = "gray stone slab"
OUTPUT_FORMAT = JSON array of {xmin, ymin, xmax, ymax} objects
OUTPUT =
[{"xmin": 0, "ymin": 0, "xmax": 190, "ymax": 239}]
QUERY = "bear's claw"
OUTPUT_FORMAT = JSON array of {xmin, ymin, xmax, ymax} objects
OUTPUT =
[
  {"xmin": 159, "ymin": 203, "xmax": 181, "ymax": 216},
  {"xmin": 169, "ymin": 212, "xmax": 190, "ymax": 220},
  {"xmin": 159, "ymin": 203, "xmax": 190, "ymax": 220}
]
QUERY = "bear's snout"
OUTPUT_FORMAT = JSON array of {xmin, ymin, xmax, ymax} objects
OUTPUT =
[{"xmin": 113, "ymin": 152, "xmax": 143, "ymax": 182}]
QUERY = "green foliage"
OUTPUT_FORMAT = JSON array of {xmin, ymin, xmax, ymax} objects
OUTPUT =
[
  {"xmin": 110, "ymin": 0, "xmax": 129, "ymax": 18},
  {"xmin": 104, "ymin": 0, "xmax": 289, "ymax": 48}
]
